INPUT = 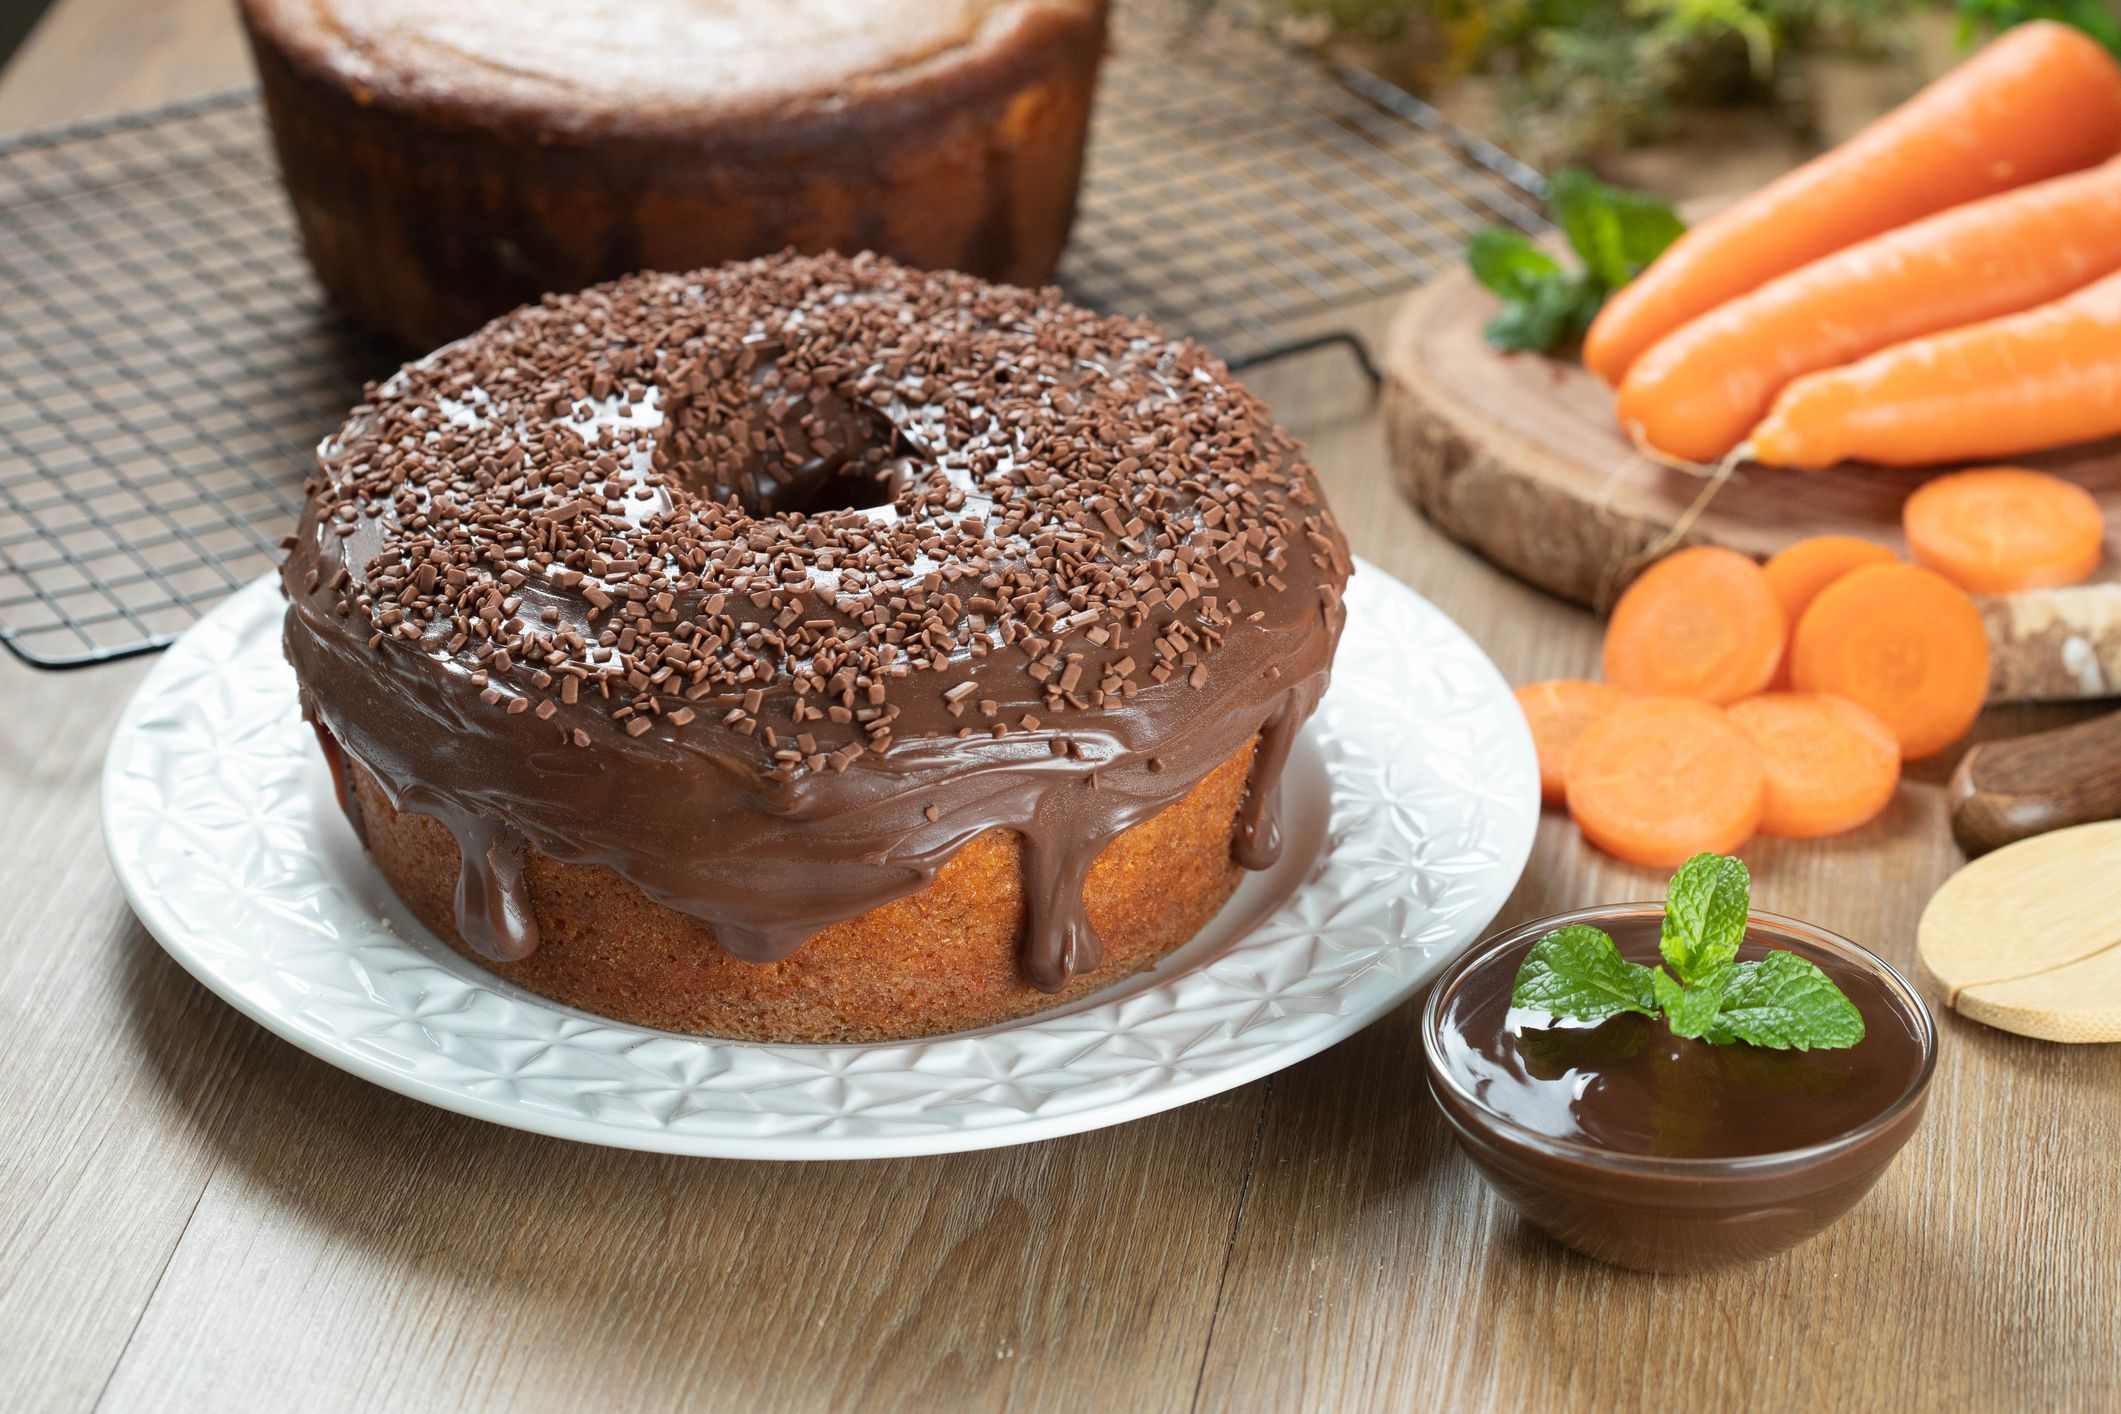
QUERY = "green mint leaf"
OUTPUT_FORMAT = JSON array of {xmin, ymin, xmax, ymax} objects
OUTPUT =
[
  {"xmin": 1702, "ymin": 952, "xmax": 1867, "ymax": 1051},
  {"xmin": 1661, "ymin": 853, "xmax": 1750, "ymax": 985},
  {"xmin": 1548, "ymin": 167, "xmax": 1686, "ymax": 291},
  {"xmin": 1653, "ymin": 964, "xmax": 1733, "ymax": 1041},
  {"xmin": 1466, "ymin": 227, "xmax": 1564, "ymax": 302},
  {"xmin": 1511, "ymin": 924, "xmax": 1658, "ymax": 1025},
  {"xmin": 1480, "ymin": 271, "xmax": 1601, "ymax": 354},
  {"xmin": 1466, "ymin": 173, "xmax": 1679, "ymax": 355}
]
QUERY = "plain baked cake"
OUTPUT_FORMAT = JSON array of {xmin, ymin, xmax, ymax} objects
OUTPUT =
[{"xmin": 240, "ymin": 0, "xmax": 1109, "ymax": 349}]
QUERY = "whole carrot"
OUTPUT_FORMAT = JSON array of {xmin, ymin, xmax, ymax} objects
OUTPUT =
[
  {"xmin": 1618, "ymin": 156, "xmax": 2121, "ymax": 462},
  {"xmin": 1748, "ymin": 268, "xmax": 2121, "ymax": 469},
  {"xmin": 1583, "ymin": 21, "xmax": 2121, "ymax": 387}
]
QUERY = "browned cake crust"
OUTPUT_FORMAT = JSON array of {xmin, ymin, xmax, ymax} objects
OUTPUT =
[
  {"xmin": 347, "ymin": 741, "xmax": 1253, "ymax": 1043},
  {"xmin": 237, "ymin": 0, "xmax": 1108, "ymax": 349}
]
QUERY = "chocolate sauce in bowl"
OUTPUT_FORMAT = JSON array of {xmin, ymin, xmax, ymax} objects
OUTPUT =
[
  {"xmin": 1435, "ymin": 921, "xmax": 1928, "ymax": 1160},
  {"xmin": 1423, "ymin": 906, "xmax": 1937, "ymax": 1272}
]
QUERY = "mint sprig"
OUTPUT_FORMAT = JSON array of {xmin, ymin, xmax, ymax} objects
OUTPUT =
[
  {"xmin": 1509, "ymin": 853, "xmax": 1866, "ymax": 1052},
  {"xmin": 1651, "ymin": 964, "xmax": 1730, "ymax": 1041},
  {"xmin": 1466, "ymin": 168, "xmax": 1686, "ymax": 355},
  {"xmin": 1660, "ymin": 851, "xmax": 1748, "ymax": 983}
]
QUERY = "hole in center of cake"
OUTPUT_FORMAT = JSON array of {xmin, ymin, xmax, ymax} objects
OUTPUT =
[{"xmin": 654, "ymin": 348, "xmax": 915, "ymax": 520}]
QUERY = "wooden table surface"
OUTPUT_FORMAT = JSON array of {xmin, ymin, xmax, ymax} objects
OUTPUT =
[{"xmin": 4, "ymin": 5, "xmax": 2117, "ymax": 1411}]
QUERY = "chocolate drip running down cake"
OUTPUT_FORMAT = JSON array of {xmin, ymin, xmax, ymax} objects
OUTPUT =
[
  {"xmin": 239, "ymin": 0, "xmax": 1108, "ymax": 350},
  {"xmin": 282, "ymin": 253, "xmax": 1351, "ymax": 1042}
]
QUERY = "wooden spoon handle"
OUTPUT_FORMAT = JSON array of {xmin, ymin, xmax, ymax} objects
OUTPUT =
[{"xmin": 1949, "ymin": 709, "xmax": 2121, "ymax": 857}]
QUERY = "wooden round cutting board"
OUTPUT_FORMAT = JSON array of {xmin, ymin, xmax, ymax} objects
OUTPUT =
[{"xmin": 1382, "ymin": 271, "xmax": 2121, "ymax": 703}]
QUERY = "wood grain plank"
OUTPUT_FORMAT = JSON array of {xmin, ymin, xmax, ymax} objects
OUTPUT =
[
  {"xmin": 0, "ymin": 0, "xmax": 248, "ymax": 129},
  {"xmin": 2, "ymin": 12, "xmax": 2118, "ymax": 1409},
  {"xmin": 0, "ymin": 655, "xmax": 286, "ymax": 1412},
  {"xmin": 93, "ymin": 1048, "xmax": 1259, "ymax": 1414}
]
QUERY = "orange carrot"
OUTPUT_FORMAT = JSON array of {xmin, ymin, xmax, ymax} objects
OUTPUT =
[
  {"xmin": 1761, "ymin": 536, "xmax": 1899, "ymax": 687},
  {"xmin": 1788, "ymin": 563, "xmax": 1990, "ymax": 760},
  {"xmin": 1515, "ymin": 680, "xmax": 1630, "ymax": 805},
  {"xmin": 1902, "ymin": 467, "xmax": 2106, "ymax": 593},
  {"xmin": 1748, "ymin": 268, "xmax": 2121, "ymax": 468},
  {"xmin": 1617, "ymin": 157, "xmax": 2121, "ymax": 462},
  {"xmin": 1602, "ymin": 546, "xmax": 1784, "ymax": 705},
  {"xmin": 1565, "ymin": 698, "xmax": 1764, "ymax": 867},
  {"xmin": 1583, "ymin": 22, "xmax": 2121, "ymax": 386},
  {"xmin": 1728, "ymin": 693, "xmax": 1902, "ymax": 838}
]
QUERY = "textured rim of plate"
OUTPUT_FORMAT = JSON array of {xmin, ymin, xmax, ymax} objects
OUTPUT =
[{"xmin": 101, "ymin": 559, "xmax": 1536, "ymax": 1159}]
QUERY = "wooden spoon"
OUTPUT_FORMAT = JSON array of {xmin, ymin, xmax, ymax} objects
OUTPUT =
[
  {"xmin": 1918, "ymin": 820, "xmax": 2121, "ymax": 1043},
  {"xmin": 1948, "ymin": 709, "xmax": 2121, "ymax": 857}
]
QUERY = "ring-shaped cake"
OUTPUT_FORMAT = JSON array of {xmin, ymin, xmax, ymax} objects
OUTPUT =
[{"xmin": 282, "ymin": 252, "xmax": 1351, "ymax": 1041}]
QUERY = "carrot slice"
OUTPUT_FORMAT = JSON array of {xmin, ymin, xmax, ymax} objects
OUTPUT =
[
  {"xmin": 1902, "ymin": 467, "xmax": 2105, "ymax": 594},
  {"xmin": 1616, "ymin": 156, "xmax": 2121, "ymax": 463},
  {"xmin": 1748, "ymin": 268, "xmax": 2121, "ymax": 469},
  {"xmin": 1584, "ymin": 21, "xmax": 2121, "ymax": 386},
  {"xmin": 1514, "ymin": 680, "xmax": 1630, "ymax": 805},
  {"xmin": 1728, "ymin": 693, "xmax": 1902, "ymax": 838},
  {"xmin": 1602, "ymin": 546, "xmax": 1784, "ymax": 705},
  {"xmin": 1565, "ymin": 698, "xmax": 1764, "ymax": 867},
  {"xmin": 1761, "ymin": 536, "xmax": 1899, "ymax": 687},
  {"xmin": 1788, "ymin": 563, "xmax": 1991, "ymax": 760},
  {"xmin": 1762, "ymin": 537, "xmax": 1900, "ymax": 624}
]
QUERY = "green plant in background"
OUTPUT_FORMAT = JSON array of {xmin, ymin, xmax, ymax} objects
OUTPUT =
[
  {"xmin": 1955, "ymin": 0, "xmax": 2121, "ymax": 52},
  {"xmin": 1465, "ymin": 167, "xmax": 1685, "ymax": 351},
  {"xmin": 1239, "ymin": 1, "xmax": 2121, "ymax": 164},
  {"xmin": 1241, "ymin": 0, "xmax": 1920, "ymax": 162}
]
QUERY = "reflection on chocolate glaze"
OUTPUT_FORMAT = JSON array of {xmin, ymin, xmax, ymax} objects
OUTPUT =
[{"xmin": 446, "ymin": 811, "xmax": 541, "ymax": 963}]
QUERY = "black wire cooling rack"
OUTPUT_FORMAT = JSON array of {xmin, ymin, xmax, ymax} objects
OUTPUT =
[{"xmin": 0, "ymin": 3, "xmax": 1543, "ymax": 669}]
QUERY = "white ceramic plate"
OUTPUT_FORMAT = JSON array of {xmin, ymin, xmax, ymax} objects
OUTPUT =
[{"xmin": 102, "ymin": 561, "xmax": 1536, "ymax": 1159}]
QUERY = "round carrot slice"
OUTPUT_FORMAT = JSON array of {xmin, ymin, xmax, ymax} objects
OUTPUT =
[
  {"xmin": 1762, "ymin": 536, "xmax": 1899, "ymax": 625},
  {"xmin": 1761, "ymin": 536, "xmax": 1899, "ymax": 688},
  {"xmin": 1728, "ymin": 693, "xmax": 1902, "ymax": 838},
  {"xmin": 1902, "ymin": 466, "xmax": 2105, "ymax": 594},
  {"xmin": 1514, "ymin": 680, "xmax": 1629, "ymax": 805},
  {"xmin": 1789, "ymin": 563, "xmax": 1990, "ymax": 760},
  {"xmin": 1602, "ymin": 546, "xmax": 1785, "ymax": 705},
  {"xmin": 1564, "ymin": 698, "xmax": 1765, "ymax": 868}
]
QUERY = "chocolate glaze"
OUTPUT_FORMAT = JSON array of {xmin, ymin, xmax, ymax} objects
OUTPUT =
[
  {"xmin": 1232, "ymin": 693, "xmax": 1313, "ymax": 872},
  {"xmin": 282, "ymin": 253, "xmax": 1349, "ymax": 993},
  {"xmin": 311, "ymin": 722, "xmax": 367, "ymax": 846},
  {"xmin": 442, "ymin": 808, "xmax": 541, "ymax": 964}
]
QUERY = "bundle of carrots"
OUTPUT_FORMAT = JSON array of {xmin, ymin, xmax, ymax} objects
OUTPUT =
[
  {"xmin": 1517, "ymin": 466, "xmax": 2107, "ymax": 867},
  {"xmin": 1588, "ymin": 21, "xmax": 2121, "ymax": 470}
]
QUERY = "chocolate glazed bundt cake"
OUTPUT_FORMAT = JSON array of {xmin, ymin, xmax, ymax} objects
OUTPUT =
[
  {"xmin": 238, "ymin": 0, "xmax": 1108, "ymax": 350},
  {"xmin": 282, "ymin": 252, "xmax": 1351, "ymax": 1042}
]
